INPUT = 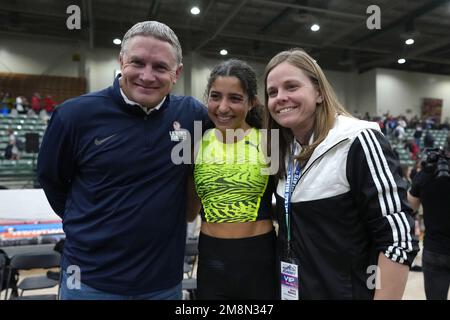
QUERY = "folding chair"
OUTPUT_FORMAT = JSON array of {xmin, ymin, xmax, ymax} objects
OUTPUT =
[
  {"xmin": 4, "ymin": 252, "xmax": 60, "ymax": 300},
  {"xmin": 182, "ymin": 238, "xmax": 199, "ymax": 300}
]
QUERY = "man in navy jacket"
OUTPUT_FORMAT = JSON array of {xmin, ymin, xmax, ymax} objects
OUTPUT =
[{"xmin": 37, "ymin": 21, "xmax": 208, "ymax": 299}]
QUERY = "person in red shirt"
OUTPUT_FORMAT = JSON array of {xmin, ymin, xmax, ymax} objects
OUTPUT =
[
  {"xmin": 31, "ymin": 92, "xmax": 41, "ymax": 114},
  {"xmin": 44, "ymin": 95, "xmax": 56, "ymax": 113},
  {"xmin": 406, "ymin": 138, "xmax": 420, "ymax": 160}
]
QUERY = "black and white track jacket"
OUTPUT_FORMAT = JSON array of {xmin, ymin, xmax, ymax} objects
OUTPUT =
[{"xmin": 275, "ymin": 115, "xmax": 419, "ymax": 299}]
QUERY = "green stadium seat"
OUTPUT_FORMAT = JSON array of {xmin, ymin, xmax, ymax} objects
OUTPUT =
[
  {"xmin": 1, "ymin": 160, "xmax": 18, "ymax": 166},
  {"xmin": 23, "ymin": 125, "xmax": 35, "ymax": 131}
]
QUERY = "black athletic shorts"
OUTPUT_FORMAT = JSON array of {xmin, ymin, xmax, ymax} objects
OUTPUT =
[{"xmin": 197, "ymin": 229, "xmax": 277, "ymax": 300}]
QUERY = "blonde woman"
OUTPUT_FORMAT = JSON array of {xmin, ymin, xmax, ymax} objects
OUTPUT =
[{"xmin": 264, "ymin": 48, "xmax": 419, "ymax": 300}]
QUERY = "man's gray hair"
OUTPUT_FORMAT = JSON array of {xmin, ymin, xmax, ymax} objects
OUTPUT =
[{"xmin": 120, "ymin": 21, "xmax": 182, "ymax": 65}]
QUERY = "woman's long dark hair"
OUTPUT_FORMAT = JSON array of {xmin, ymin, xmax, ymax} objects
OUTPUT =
[{"xmin": 205, "ymin": 59, "xmax": 262, "ymax": 129}]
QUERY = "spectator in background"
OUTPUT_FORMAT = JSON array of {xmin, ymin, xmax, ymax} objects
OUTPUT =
[
  {"xmin": 4, "ymin": 129, "xmax": 20, "ymax": 160},
  {"xmin": 409, "ymin": 115, "xmax": 420, "ymax": 129},
  {"xmin": 374, "ymin": 116, "xmax": 386, "ymax": 135},
  {"xmin": 406, "ymin": 138, "xmax": 420, "ymax": 161},
  {"xmin": 408, "ymin": 144, "xmax": 450, "ymax": 300},
  {"xmin": 394, "ymin": 120, "xmax": 406, "ymax": 142},
  {"xmin": 425, "ymin": 117, "xmax": 435, "ymax": 129},
  {"xmin": 424, "ymin": 130, "xmax": 435, "ymax": 149},
  {"xmin": 9, "ymin": 106, "xmax": 19, "ymax": 117},
  {"xmin": 385, "ymin": 115, "xmax": 397, "ymax": 137},
  {"xmin": 15, "ymin": 96, "xmax": 25, "ymax": 114},
  {"xmin": 414, "ymin": 124, "xmax": 423, "ymax": 147},
  {"xmin": 31, "ymin": 92, "xmax": 41, "ymax": 114},
  {"xmin": 22, "ymin": 96, "xmax": 30, "ymax": 114},
  {"xmin": 398, "ymin": 118, "xmax": 407, "ymax": 129},
  {"xmin": 2, "ymin": 92, "xmax": 14, "ymax": 110},
  {"xmin": 44, "ymin": 95, "xmax": 56, "ymax": 115},
  {"xmin": 1, "ymin": 92, "xmax": 12, "ymax": 115}
]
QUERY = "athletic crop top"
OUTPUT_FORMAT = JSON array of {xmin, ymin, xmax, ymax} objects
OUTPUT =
[{"xmin": 194, "ymin": 128, "xmax": 273, "ymax": 223}]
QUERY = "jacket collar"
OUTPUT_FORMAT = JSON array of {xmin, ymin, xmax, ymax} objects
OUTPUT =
[{"xmin": 297, "ymin": 115, "xmax": 381, "ymax": 171}]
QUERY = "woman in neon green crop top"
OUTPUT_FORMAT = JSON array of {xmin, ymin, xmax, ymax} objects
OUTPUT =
[{"xmin": 191, "ymin": 59, "xmax": 277, "ymax": 299}]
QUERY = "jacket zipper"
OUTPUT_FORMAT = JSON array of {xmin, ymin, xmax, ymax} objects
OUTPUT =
[{"xmin": 295, "ymin": 138, "xmax": 350, "ymax": 187}]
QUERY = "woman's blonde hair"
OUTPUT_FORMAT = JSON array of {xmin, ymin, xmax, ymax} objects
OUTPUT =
[{"xmin": 263, "ymin": 48, "xmax": 351, "ymax": 179}]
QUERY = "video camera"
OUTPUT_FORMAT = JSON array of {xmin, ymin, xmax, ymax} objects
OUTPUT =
[{"xmin": 421, "ymin": 148, "xmax": 450, "ymax": 180}]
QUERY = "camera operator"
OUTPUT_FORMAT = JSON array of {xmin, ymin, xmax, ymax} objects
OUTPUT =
[{"xmin": 408, "ymin": 145, "xmax": 450, "ymax": 300}]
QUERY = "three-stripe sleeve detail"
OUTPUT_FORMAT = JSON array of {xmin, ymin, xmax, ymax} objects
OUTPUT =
[{"xmin": 357, "ymin": 129, "xmax": 413, "ymax": 263}]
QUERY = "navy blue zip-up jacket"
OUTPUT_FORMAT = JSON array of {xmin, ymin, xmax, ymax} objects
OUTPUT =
[{"xmin": 37, "ymin": 76, "xmax": 209, "ymax": 295}]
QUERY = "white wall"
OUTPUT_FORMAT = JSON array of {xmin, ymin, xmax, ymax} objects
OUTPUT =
[
  {"xmin": 0, "ymin": 35, "xmax": 82, "ymax": 77},
  {"xmin": 0, "ymin": 34, "xmax": 121, "ymax": 92},
  {"xmin": 324, "ymin": 70, "xmax": 360, "ymax": 114},
  {"xmin": 357, "ymin": 69, "xmax": 377, "ymax": 116},
  {"xmin": 376, "ymin": 68, "xmax": 450, "ymax": 122},
  {"xmin": 85, "ymin": 48, "xmax": 120, "ymax": 92}
]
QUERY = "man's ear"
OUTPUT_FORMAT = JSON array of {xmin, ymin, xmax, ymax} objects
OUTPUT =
[
  {"xmin": 119, "ymin": 54, "xmax": 124, "ymax": 73},
  {"xmin": 173, "ymin": 64, "xmax": 184, "ymax": 84}
]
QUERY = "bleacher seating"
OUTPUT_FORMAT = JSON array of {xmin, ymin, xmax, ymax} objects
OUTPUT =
[
  {"xmin": 0, "ymin": 115, "xmax": 46, "ymax": 188},
  {"xmin": 390, "ymin": 128, "xmax": 449, "ymax": 167}
]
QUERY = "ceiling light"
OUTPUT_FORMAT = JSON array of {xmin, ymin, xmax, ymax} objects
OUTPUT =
[
  {"xmin": 220, "ymin": 49, "xmax": 228, "ymax": 56},
  {"xmin": 398, "ymin": 58, "xmax": 406, "ymax": 64},
  {"xmin": 113, "ymin": 38, "xmax": 121, "ymax": 45},
  {"xmin": 190, "ymin": 6, "xmax": 200, "ymax": 15},
  {"xmin": 405, "ymin": 38, "xmax": 414, "ymax": 45},
  {"xmin": 311, "ymin": 24, "xmax": 320, "ymax": 32}
]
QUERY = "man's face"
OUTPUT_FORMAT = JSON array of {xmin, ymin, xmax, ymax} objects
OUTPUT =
[{"xmin": 119, "ymin": 35, "xmax": 182, "ymax": 108}]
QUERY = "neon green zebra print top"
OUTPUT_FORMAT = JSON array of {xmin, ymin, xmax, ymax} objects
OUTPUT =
[{"xmin": 194, "ymin": 128, "xmax": 273, "ymax": 223}]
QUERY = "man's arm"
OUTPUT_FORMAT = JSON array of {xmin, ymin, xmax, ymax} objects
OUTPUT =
[
  {"xmin": 37, "ymin": 109, "xmax": 75, "ymax": 217},
  {"xmin": 186, "ymin": 167, "xmax": 201, "ymax": 222},
  {"xmin": 374, "ymin": 253, "xmax": 410, "ymax": 299}
]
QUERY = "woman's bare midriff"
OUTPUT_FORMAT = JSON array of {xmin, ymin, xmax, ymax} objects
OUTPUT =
[{"xmin": 201, "ymin": 219, "xmax": 274, "ymax": 239}]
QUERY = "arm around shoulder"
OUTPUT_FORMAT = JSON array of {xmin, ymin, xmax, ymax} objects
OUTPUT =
[{"xmin": 186, "ymin": 166, "xmax": 201, "ymax": 222}]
